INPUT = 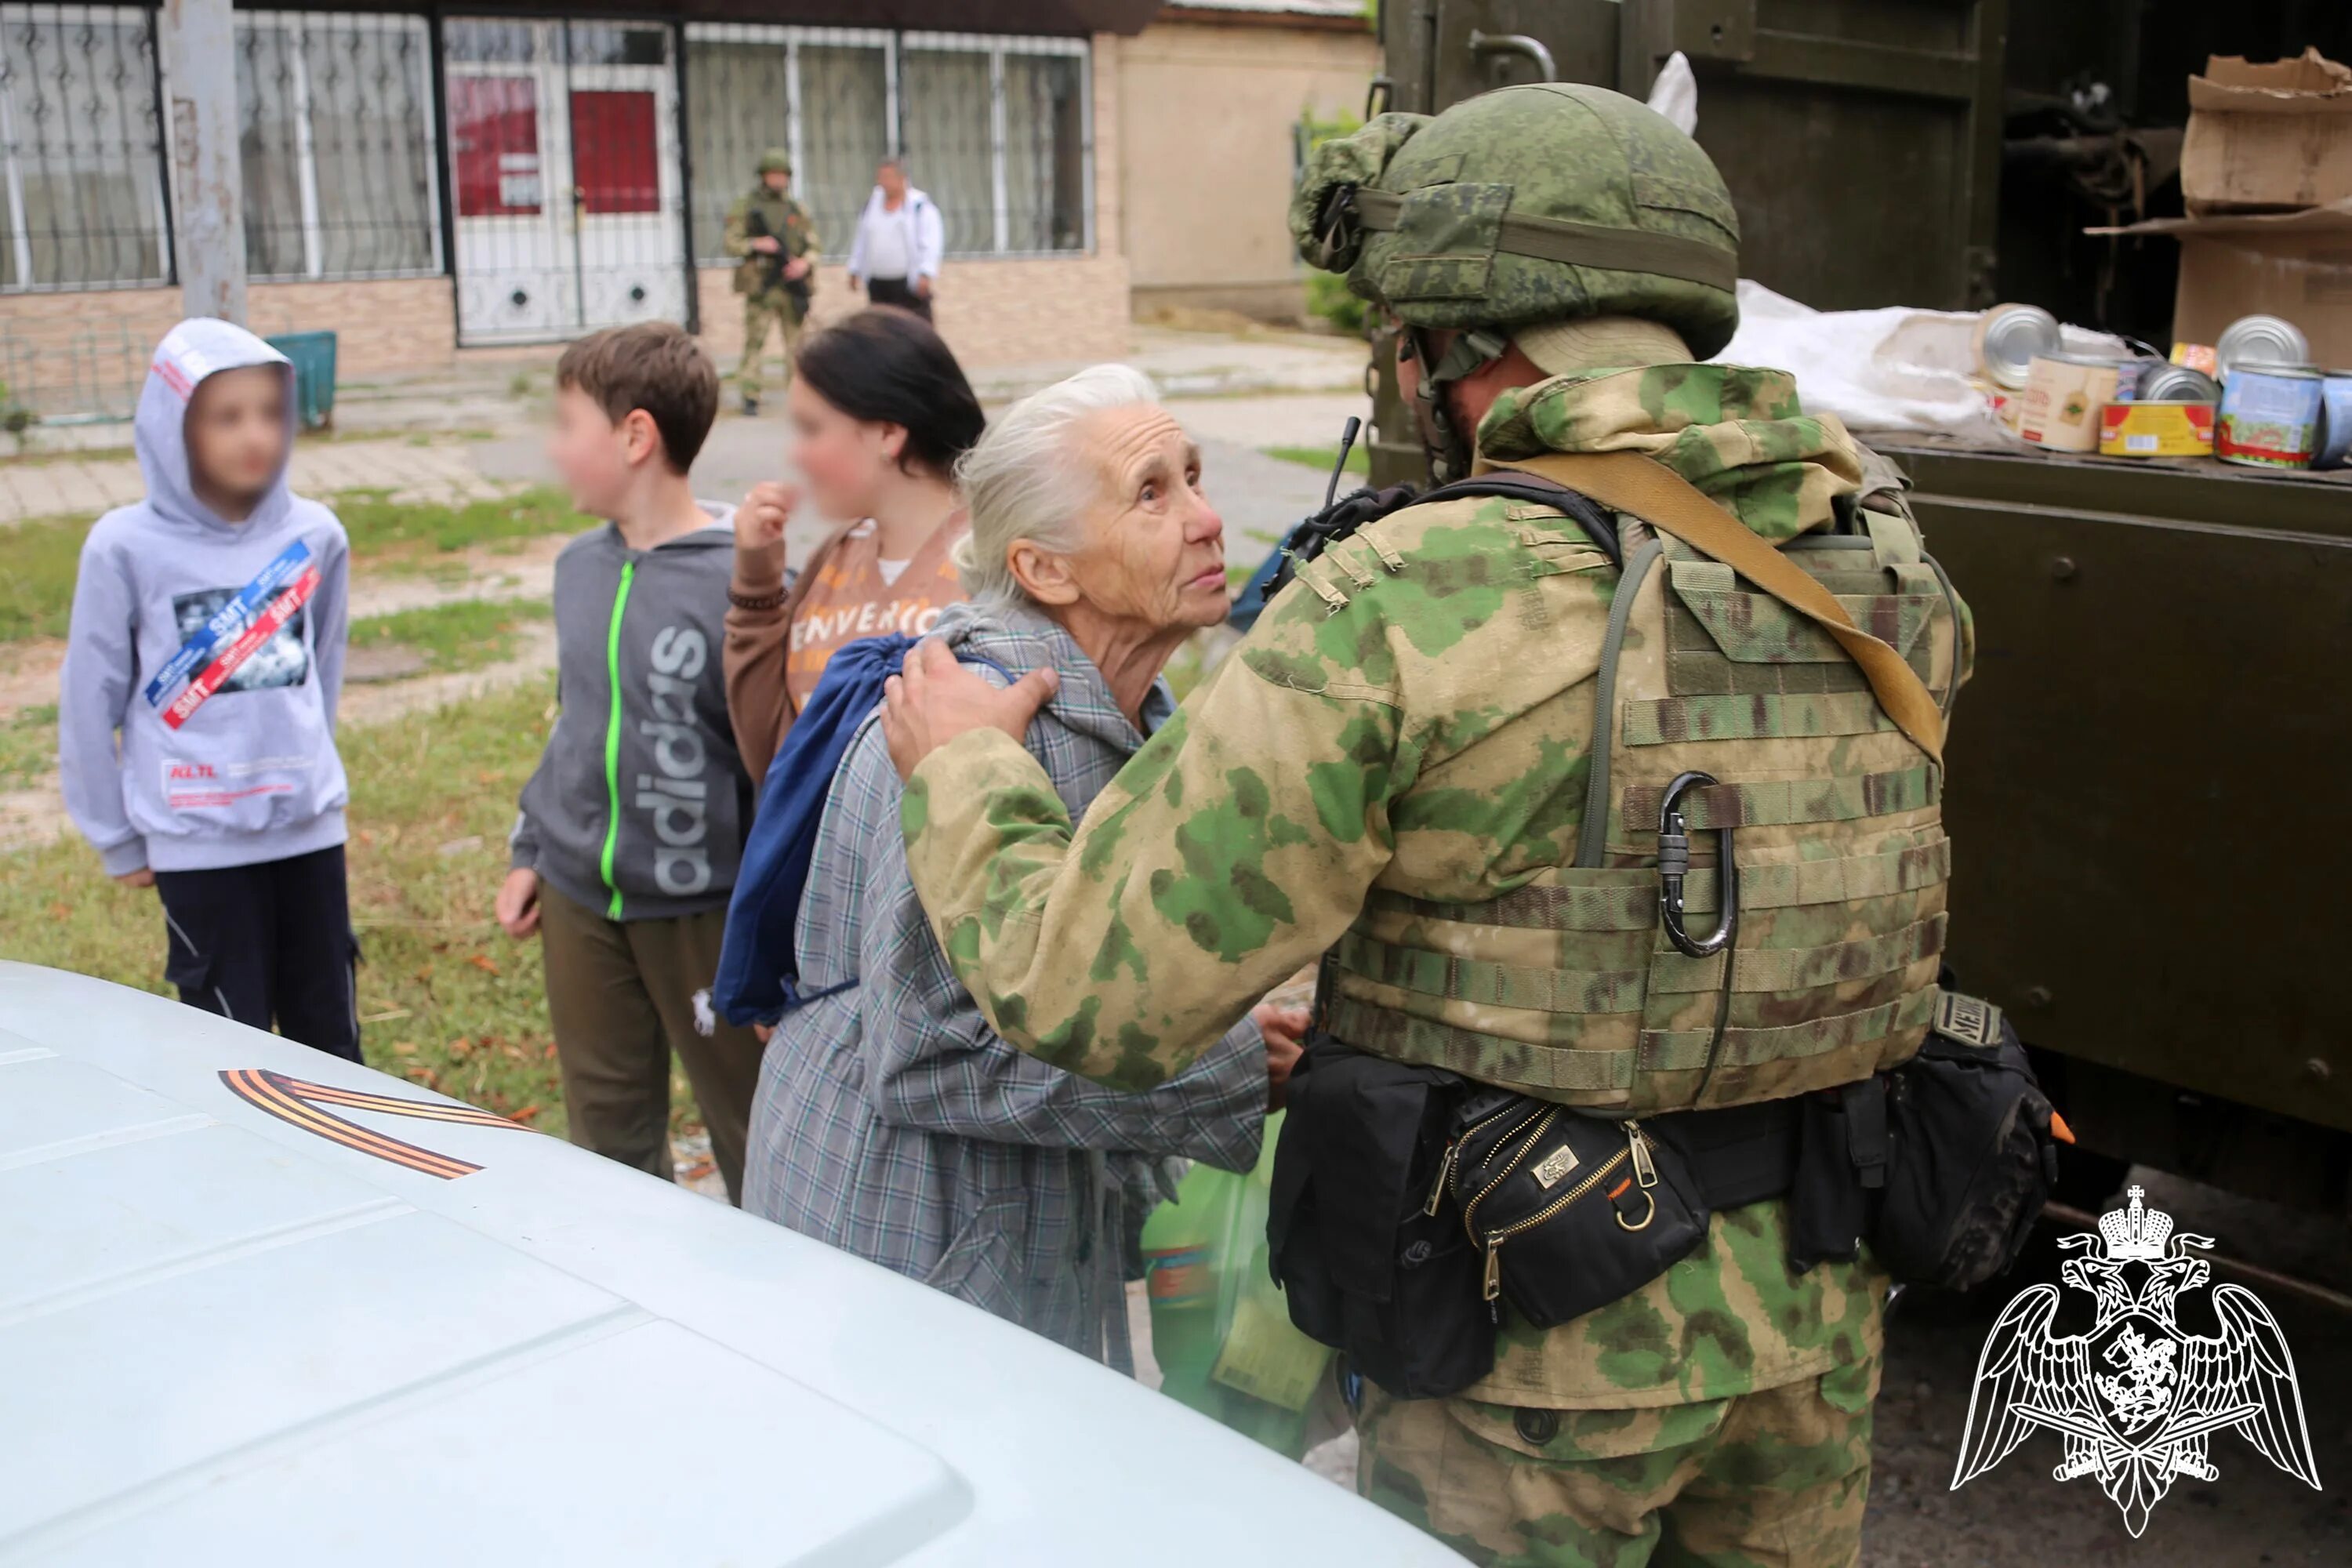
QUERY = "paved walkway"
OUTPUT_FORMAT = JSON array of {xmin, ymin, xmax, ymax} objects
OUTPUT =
[
  {"xmin": 0, "ymin": 437, "xmax": 511, "ymax": 525},
  {"xmin": 1, "ymin": 322, "xmax": 1370, "ymax": 528}
]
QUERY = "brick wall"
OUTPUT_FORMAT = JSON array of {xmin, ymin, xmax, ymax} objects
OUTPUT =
[{"xmin": 0, "ymin": 278, "xmax": 456, "ymax": 381}]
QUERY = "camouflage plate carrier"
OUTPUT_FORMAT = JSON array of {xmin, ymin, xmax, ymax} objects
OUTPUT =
[{"xmin": 1327, "ymin": 501, "xmax": 1963, "ymax": 1114}]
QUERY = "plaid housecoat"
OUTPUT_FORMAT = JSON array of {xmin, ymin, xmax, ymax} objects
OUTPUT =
[{"xmin": 740, "ymin": 601, "xmax": 1266, "ymax": 1368}]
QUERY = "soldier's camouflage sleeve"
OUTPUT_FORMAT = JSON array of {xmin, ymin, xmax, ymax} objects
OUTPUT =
[
  {"xmin": 721, "ymin": 195, "xmax": 752, "ymax": 259},
  {"xmin": 898, "ymin": 645, "xmax": 1399, "ymax": 1091},
  {"xmin": 792, "ymin": 199, "xmax": 820, "ymax": 258},
  {"xmin": 901, "ymin": 495, "xmax": 1620, "ymax": 1092}
]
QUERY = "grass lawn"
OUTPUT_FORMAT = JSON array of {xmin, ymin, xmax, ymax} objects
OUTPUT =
[
  {"xmin": 350, "ymin": 597, "xmax": 551, "ymax": 674},
  {"xmin": 0, "ymin": 677, "xmax": 702, "ymax": 1143},
  {"xmin": 1263, "ymin": 442, "xmax": 1370, "ymax": 479},
  {"xmin": 0, "ymin": 486, "xmax": 589, "ymax": 645},
  {"xmin": 336, "ymin": 485, "xmax": 589, "ymax": 575},
  {"xmin": 0, "ymin": 513, "xmax": 89, "ymax": 643},
  {"xmin": 0, "ymin": 702, "xmax": 55, "ymax": 789}
]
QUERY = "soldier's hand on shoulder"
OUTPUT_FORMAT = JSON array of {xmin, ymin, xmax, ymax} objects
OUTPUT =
[{"xmin": 882, "ymin": 638, "xmax": 1059, "ymax": 782}]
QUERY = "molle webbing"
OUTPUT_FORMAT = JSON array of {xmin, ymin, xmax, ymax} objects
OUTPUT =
[
  {"xmin": 1325, "ymin": 473, "xmax": 1960, "ymax": 1114},
  {"xmin": 1364, "ymin": 837, "xmax": 1951, "ymax": 932},
  {"xmin": 1323, "ymin": 987, "xmax": 1942, "ymax": 1096},
  {"xmin": 1335, "ymin": 913, "xmax": 1946, "ymax": 1007}
]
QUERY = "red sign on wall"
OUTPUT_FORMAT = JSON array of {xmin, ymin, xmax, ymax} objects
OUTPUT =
[
  {"xmin": 451, "ymin": 75, "xmax": 543, "ymax": 218},
  {"xmin": 568, "ymin": 90, "xmax": 660, "ymax": 215}
]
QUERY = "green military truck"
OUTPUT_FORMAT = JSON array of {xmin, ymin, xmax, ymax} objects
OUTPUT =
[{"xmin": 1363, "ymin": 2, "xmax": 2352, "ymax": 1213}]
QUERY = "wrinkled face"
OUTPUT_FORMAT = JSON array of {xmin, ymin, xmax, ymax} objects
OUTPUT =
[
  {"xmin": 1049, "ymin": 405, "xmax": 1229, "ymax": 633},
  {"xmin": 183, "ymin": 365, "xmax": 289, "ymax": 506},
  {"xmin": 787, "ymin": 375, "xmax": 902, "ymax": 520},
  {"xmin": 546, "ymin": 383, "xmax": 656, "ymax": 515},
  {"xmin": 877, "ymin": 162, "xmax": 907, "ymax": 201},
  {"xmin": 762, "ymin": 170, "xmax": 791, "ymax": 194}
]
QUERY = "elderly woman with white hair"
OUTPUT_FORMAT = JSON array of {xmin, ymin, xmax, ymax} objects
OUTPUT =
[{"xmin": 738, "ymin": 365, "xmax": 1306, "ymax": 1368}]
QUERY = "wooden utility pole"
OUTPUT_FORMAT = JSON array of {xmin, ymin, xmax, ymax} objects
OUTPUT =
[{"xmin": 158, "ymin": 0, "xmax": 246, "ymax": 322}]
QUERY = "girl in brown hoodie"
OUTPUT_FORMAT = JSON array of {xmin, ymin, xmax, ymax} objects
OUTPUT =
[{"xmin": 724, "ymin": 308, "xmax": 986, "ymax": 783}]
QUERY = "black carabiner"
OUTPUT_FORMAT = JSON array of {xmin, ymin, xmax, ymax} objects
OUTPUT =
[{"xmin": 1657, "ymin": 771, "xmax": 1738, "ymax": 959}]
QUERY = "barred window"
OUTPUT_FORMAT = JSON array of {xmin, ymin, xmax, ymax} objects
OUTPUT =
[
  {"xmin": 0, "ymin": 3, "xmax": 169, "ymax": 291},
  {"xmin": 684, "ymin": 25, "xmax": 1088, "ymax": 266},
  {"xmin": 235, "ymin": 13, "xmax": 441, "ymax": 282},
  {"xmin": 1004, "ymin": 51, "xmax": 1083, "ymax": 254}
]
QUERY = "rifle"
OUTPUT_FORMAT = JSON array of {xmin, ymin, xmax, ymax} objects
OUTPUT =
[{"xmin": 742, "ymin": 205, "xmax": 813, "ymax": 316}]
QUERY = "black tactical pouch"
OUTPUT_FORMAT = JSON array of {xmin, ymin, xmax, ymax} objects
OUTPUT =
[
  {"xmin": 1267, "ymin": 1040, "xmax": 1495, "ymax": 1399},
  {"xmin": 1871, "ymin": 992, "xmax": 2059, "ymax": 1290},
  {"xmin": 1442, "ymin": 1089, "xmax": 1711, "ymax": 1329}
]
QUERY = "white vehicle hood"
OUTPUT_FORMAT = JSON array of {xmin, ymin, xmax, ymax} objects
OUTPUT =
[{"xmin": 0, "ymin": 964, "xmax": 1453, "ymax": 1566}]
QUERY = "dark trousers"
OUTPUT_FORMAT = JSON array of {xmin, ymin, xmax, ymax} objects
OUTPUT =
[
  {"xmin": 536, "ymin": 881, "xmax": 765, "ymax": 1204},
  {"xmin": 154, "ymin": 844, "xmax": 361, "ymax": 1063},
  {"xmin": 864, "ymin": 275, "xmax": 933, "ymax": 321}
]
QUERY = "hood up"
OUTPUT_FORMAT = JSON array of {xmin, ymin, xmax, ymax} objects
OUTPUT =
[{"xmin": 134, "ymin": 317, "xmax": 296, "ymax": 535}]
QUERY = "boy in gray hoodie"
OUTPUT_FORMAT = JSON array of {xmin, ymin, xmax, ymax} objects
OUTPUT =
[
  {"xmin": 60, "ymin": 318, "xmax": 358, "ymax": 1061},
  {"xmin": 494, "ymin": 323, "xmax": 763, "ymax": 1201}
]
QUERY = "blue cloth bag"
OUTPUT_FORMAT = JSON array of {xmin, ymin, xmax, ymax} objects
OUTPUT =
[{"xmin": 713, "ymin": 633, "xmax": 1005, "ymax": 1025}]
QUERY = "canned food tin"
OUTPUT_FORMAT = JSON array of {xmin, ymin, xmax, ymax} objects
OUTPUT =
[
  {"xmin": 2317, "ymin": 371, "xmax": 2352, "ymax": 470},
  {"xmin": 2098, "ymin": 401, "xmax": 2216, "ymax": 457},
  {"xmin": 2018, "ymin": 353, "xmax": 2122, "ymax": 452},
  {"xmin": 2170, "ymin": 341, "xmax": 2220, "ymax": 376},
  {"xmin": 2138, "ymin": 364, "xmax": 2222, "ymax": 404},
  {"xmin": 2216, "ymin": 315, "xmax": 2311, "ymax": 382},
  {"xmin": 2216, "ymin": 361, "xmax": 2323, "ymax": 468},
  {"xmin": 2106, "ymin": 357, "xmax": 2151, "ymax": 400},
  {"xmin": 1975, "ymin": 303, "xmax": 2061, "ymax": 390}
]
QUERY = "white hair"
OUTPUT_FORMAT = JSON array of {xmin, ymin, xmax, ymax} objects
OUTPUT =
[{"xmin": 953, "ymin": 363, "xmax": 1162, "ymax": 608}]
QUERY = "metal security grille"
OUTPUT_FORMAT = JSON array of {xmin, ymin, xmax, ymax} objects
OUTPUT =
[
  {"xmin": 234, "ymin": 11, "xmax": 441, "ymax": 282},
  {"xmin": 0, "ymin": 3, "xmax": 170, "ymax": 291},
  {"xmin": 442, "ymin": 16, "xmax": 687, "ymax": 345},
  {"xmin": 683, "ymin": 24, "xmax": 1088, "ymax": 266}
]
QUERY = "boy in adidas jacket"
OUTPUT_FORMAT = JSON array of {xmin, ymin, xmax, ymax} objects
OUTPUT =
[
  {"xmin": 60, "ymin": 318, "xmax": 359, "ymax": 1061},
  {"xmin": 495, "ymin": 323, "xmax": 763, "ymax": 1202}
]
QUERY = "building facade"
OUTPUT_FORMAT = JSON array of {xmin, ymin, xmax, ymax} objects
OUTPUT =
[
  {"xmin": 1116, "ymin": 1, "xmax": 1374, "ymax": 321},
  {"xmin": 0, "ymin": 2, "xmax": 1144, "ymax": 415}
]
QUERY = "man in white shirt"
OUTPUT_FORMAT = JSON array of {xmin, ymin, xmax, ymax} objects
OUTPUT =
[{"xmin": 846, "ymin": 158, "xmax": 945, "ymax": 321}]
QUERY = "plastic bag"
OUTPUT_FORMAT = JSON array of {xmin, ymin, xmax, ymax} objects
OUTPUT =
[{"xmin": 1138, "ymin": 1110, "xmax": 1334, "ymax": 1458}]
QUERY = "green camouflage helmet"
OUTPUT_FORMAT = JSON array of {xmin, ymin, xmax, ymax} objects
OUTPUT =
[
  {"xmin": 1292, "ymin": 83, "xmax": 1741, "ymax": 358},
  {"xmin": 757, "ymin": 147, "xmax": 793, "ymax": 176}
]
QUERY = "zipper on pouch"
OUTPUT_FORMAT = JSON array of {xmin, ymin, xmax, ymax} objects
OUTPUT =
[
  {"xmin": 1477, "ymin": 1115, "xmax": 1661, "ymax": 1312},
  {"xmin": 1480, "ymin": 1146, "xmax": 1632, "ymax": 1306},
  {"xmin": 1425, "ymin": 1098, "xmax": 1537, "ymax": 1217},
  {"xmin": 1459, "ymin": 1107, "xmax": 1558, "ymax": 1243}
]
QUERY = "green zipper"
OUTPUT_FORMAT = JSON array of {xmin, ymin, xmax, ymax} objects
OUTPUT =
[{"xmin": 597, "ymin": 559, "xmax": 637, "ymax": 918}]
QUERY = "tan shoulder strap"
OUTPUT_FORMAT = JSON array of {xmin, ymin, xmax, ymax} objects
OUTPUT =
[
  {"xmin": 1486, "ymin": 449, "xmax": 1946, "ymax": 766},
  {"xmin": 776, "ymin": 517, "xmax": 864, "ymax": 720}
]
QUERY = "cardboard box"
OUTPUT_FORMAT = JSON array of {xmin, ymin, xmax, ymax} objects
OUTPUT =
[
  {"xmin": 2095, "ymin": 201, "xmax": 2352, "ymax": 368},
  {"xmin": 2183, "ymin": 50, "xmax": 2352, "ymax": 214}
]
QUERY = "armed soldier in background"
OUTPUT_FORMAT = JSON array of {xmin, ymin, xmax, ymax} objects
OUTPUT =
[
  {"xmin": 875, "ymin": 82, "xmax": 1987, "ymax": 1566},
  {"xmin": 724, "ymin": 149, "xmax": 818, "ymax": 417}
]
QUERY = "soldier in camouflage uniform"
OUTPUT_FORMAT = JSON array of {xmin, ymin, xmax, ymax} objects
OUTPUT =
[
  {"xmin": 723, "ymin": 148, "xmax": 818, "ymax": 416},
  {"xmin": 877, "ymin": 83, "xmax": 1970, "ymax": 1566}
]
